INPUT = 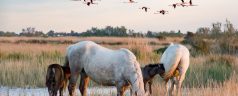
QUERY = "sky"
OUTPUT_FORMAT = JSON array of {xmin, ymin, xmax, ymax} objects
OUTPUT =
[{"xmin": 0, "ymin": 0, "xmax": 238, "ymax": 33}]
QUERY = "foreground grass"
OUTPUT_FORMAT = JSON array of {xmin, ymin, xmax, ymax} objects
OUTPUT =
[
  {"xmin": 0, "ymin": 37, "xmax": 238, "ymax": 95},
  {"xmin": 152, "ymin": 74, "xmax": 238, "ymax": 96}
]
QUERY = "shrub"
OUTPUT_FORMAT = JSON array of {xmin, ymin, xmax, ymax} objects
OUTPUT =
[
  {"xmin": 154, "ymin": 46, "xmax": 167, "ymax": 54},
  {"xmin": 156, "ymin": 35, "xmax": 166, "ymax": 40}
]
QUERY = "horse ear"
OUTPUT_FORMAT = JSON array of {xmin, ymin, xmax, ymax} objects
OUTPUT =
[
  {"xmin": 158, "ymin": 63, "xmax": 164, "ymax": 68},
  {"xmin": 158, "ymin": 64, "xmax": 161, "ymax": 68}
]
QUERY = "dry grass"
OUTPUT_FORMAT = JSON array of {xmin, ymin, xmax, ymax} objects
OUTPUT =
[
  {"xmin": 0, "ymin": 37, "xmax": 170, "ymax": 87},
  {"xmin": 0, "ymin": 36, "xmax": 183, "ymax": 44},
  {"xmin": 0, "ymin": 37, "xmax": 238, "ymax": 95},
  {"xmin": 151, "ymin": 73, "xmax": 238, "ymax": 96}
]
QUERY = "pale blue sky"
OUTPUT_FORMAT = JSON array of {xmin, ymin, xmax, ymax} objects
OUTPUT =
[{"xmin": 0, "ymin": 0, "xmax": 237, "ymax": 33}]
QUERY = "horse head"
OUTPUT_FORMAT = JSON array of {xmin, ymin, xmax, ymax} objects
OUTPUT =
[{"xmin": 157, "ymin": 63, "xmax": 165, "ymax": 77}]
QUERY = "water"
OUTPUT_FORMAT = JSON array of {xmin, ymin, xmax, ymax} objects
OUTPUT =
[{"xmin": 0, "ymin": 87, "xmax": 131, "ymax": 96}]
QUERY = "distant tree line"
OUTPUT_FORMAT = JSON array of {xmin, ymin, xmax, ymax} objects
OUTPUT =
[
  {"xmin": 1, "ymin": 20, "xmax": 238, "ymax": 38},
  {"xmin": 183, "ymin": 19, "xmax": 238, "ymax": 55},
  {"xmin": 0, "ymin": 31, "xmax": 18, "ymax": 36},
  {"xmin": 0, "ymin": 26, "xmax": 184, "ymax": 38},
  {"xmin": 195, "ymin": 19, "xmax": 238, "ymax": 37}
]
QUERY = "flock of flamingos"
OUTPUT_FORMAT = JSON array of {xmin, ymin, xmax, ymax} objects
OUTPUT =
[
  {"xmin": 46, "ymin": 41, "xmax": 190, "ymax": 96},
  {"xmin": 71, "ymin": 0, "xmax": 197, "ymax": 15}
]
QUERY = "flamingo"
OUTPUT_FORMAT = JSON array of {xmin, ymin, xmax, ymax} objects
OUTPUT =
[
  {"xmin": 123, "ymin": 0, "xmax": 137, "ymax": 3},
  {"xmin": 188, "ymin": 0, "xmax": 198, "ymax": 6},
  {"xmin": 172, "ymin": 4, "xmax": 177, "ymax": 9},
  {"xmin": 155, "ymin": 10, "xmax": 168, "ymax": 15},
  {"xmin": 84, "ymin": 0, "xmax": 98, "ymax": 6},
  {"xmin": 129, "ymin": 0, "xmax": 137, "ymax": 3},
  {"xmin": 181, "ymin": 0, "xmax": 184, "ymax": 3},
  {"xmin": 169, "ymin": 3, "xmax": 180, "ymax": 9},
  {"xmin": 140, "ymin": 7, "xmax": 150, "ymax": 12}
]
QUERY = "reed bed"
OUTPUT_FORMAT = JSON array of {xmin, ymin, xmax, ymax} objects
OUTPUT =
[{"xmin": 0, "ymin": 37, "xmax": 238, "ymax": 95}]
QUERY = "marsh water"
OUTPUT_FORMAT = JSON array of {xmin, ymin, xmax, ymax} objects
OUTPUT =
[{"xmin": 0, "ymin": 87, "xmax": 131, "ymax": 96}]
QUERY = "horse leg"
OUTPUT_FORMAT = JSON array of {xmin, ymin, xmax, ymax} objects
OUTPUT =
[
  {"xmin": 144, "ymin": 81, "xmax": 147, "ymax": 93},
  {"xmin": 130, "ymin": 88, "xmax": 133, "ymax": 96},
  {"xmin": 165, "ymin": 79, "xmax": 175, "ymax": 96},
  {"xmin": 68, "ymin": 72, "xmax": 80, "ymax": 96},
  {"xmin": 53, "ymin": 89, "xmax": 57, "ymax": 96},
  {"xmin": 176, "ymin": 74, "xmax": 185, "ymax": 96},
  {"xmin": 170, "ymin": 78, "xmax": 176, "ymax": 96},
  {"xmin": 116, "ymin": 81, "xmax": 126, "ymax": 96},
  {"xmin": 79, "ymin": 70, "xmax": 90, "ymax": 96},
  {"xmin": 165, "ymin": 80, "xmax": 169, "ymax": 96},
  {"xmin": 148, "ymin": 81, "xmax": 152, "ymax": 95},
  {"xmin": 176, "ymin": 81, "xmax": 182, "ymax": 96},
  {"xmin": 59, "ymin": 87, "xmax": 63, "ymax": 96},
  {"xmin": 176, "ymin": 57, "xmax": 189, "ymax": 96}
]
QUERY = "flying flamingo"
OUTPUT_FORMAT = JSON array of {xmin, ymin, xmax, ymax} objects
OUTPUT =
[
  {"xmin": 140, "ymin": 7, "xmax": 150, "ymax": 12},
  {"xmin": 129, "ymin": 0, "xmax": 137, "ymax": 3},
  {"xmin": 84, "ymin": 0, "xmax": 98, "ymax": 6},
  {"xmin": 169, "ymin": 3, "xmax": 180, "ymax": 9},
  {"xmin": 181, "ymin": 0, "xmax": 184, "ymax": 3},
  {"xmin": 180, "ymin": 0, "xmax": 197, "ymax": 7},
  {"xmin": 123, "ymin": 0, "xmax": 137, "ymax": 3},
  {"xmin": 188, "ymin": 0, "xmax": 198, "ymax": 6},
  {"xmin": 154, "ymin": 10, "xmax": 168, "ymax": 15}
]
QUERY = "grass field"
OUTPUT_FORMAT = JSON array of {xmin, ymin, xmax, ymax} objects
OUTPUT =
[{"xmin": 0, "ymin": 36, "xmax": 238, "ymax": 96}]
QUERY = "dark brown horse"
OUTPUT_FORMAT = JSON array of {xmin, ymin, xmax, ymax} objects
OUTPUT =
[
  {"xmin": 141, "ymin": 63, "xmax": 165, "ymax": 94},
  {"xmin": 46, "ymin": 64, "xmax": 71, "ymax": 96}
]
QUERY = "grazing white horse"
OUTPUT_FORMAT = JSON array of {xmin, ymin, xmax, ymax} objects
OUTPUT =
[
  {"xmin": 64, "ymin": 41, "xmax": 147, "ymax": 96},
  {"xmin": 159, "ymin": 43, "xmax": 190, "ymax": 96}
]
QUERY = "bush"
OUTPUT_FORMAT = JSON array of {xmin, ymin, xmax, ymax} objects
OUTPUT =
[
  {"xmin": 156, "ymin": 35, "xmax": 166, "ymax": 40},
  {"xmin": 154, "ymin": 46, "xmax": 167, "ymax": 54}
]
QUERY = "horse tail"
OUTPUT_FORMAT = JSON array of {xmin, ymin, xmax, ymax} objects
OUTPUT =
[
  {"xmin": 163, "ymin": 52, "xmax": 182, "ymax": 80},
  {"xmin": 63, "ymin": 55, "xmax": 69, "ymax": 67},
  {"xmin": 58, "ymin": 66, "xmax": 65, "ymax": 90}
]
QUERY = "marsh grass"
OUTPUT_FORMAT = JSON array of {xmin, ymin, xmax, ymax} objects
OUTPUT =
[
  {"xmin": 0, "ymin": 52, "xmax": 64, "ymax": 88},
  {"xmin": 0, "ymin": 37, "xmax": 238, "ymax": 95}
]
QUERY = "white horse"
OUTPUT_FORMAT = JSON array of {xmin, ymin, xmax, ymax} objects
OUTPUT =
[
  {"xmin": 159, "ymin": 43, "xmax": 190, "ymax": 96},
  {"xmin": 64, "ymin": 41, "xmax": 147, "ymax": 96}
]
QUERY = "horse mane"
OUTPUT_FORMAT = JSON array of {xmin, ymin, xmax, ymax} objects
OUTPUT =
[
  {"xmin": 121, "ymin": 49, "xmax": 145, "ymax": 94},
  {"xmin": 144, "ymin": 63, "xmax": 159, "ymax": 68},
  {"xmin": 133, "ymin": 61, "xmax": 145, "ymax": 94},
  {"xmin": 144, "ymin": 63, "xmax": 165, "ymax": 69}
]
